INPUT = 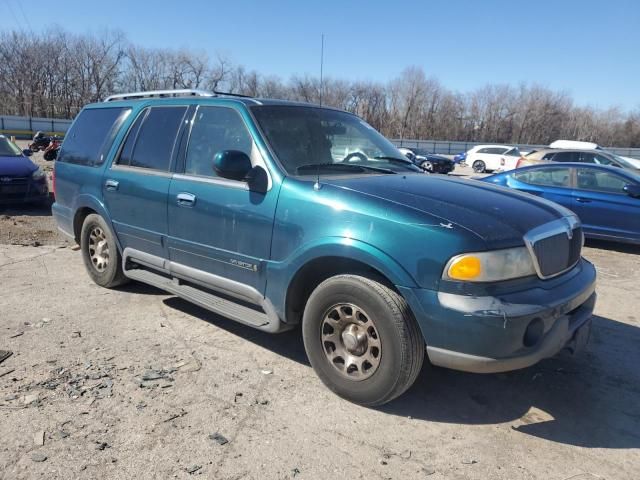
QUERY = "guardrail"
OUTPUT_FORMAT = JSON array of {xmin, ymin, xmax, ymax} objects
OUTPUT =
[
  {"xmin": 392, "ymin": 139, "xmax": 640, "ymax": 159},
  {"xmin": 0, "ymin": 115, "xmax": 71, "ymax": 139}
]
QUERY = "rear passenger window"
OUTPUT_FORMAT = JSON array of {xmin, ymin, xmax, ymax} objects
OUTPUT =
[
  {"xmin": 118, "ymin": 106, "xmax": 187, "ymax": 171},
  {"xmin": 514, "ymin": 167, "xmax": 571, "ymax": 187},
  {"xmin": 185, "ymin": 106, "xmax": 253, "ymax": 178},
  {"xmin": 58, "ymin": 108, "xmax": 130, "ymax": 166},
  {"xmin": 552, "ymin": 151, "xmax": 580, "ymax": 162}
]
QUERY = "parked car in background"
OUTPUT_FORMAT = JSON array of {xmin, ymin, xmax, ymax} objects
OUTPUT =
[
  {"xmin": 550, "ymin": 139, "xmax": 640, "ymax": 169},
  {"xmin": 481, "ymin": 162, "xmax": 640, "ymax": 244},
  {"xmin": 465, "ymin": 144, "xmax": 521, "ymax": 173},
  {"xmin": 453, "ymin": 151, "xmax": 466, "ymax": 164},
  {"xmin": 398, "ymin": 147, "xmax": 455, "ymax": 174},
  {"xmin": 517, "ymin": 148, "xmax": 640, "ymax": 172},
  {"xmin": 0, "ymin": 135, "xmax": 49, "ymax": 205},
  {"xmin": 53, "ymin": 89, "xmax": 596, "ymax": 406}
]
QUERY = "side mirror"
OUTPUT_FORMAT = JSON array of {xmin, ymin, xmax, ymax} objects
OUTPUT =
[
  {"xmin": 23, "ymin": 149, "xmax": 33, "ymax": 156},
  {"xmin": 623, "ymin": 184, "xmax": 640, "ymax": 198},
  {"xmin": 213, "ymin": 150, "xmax": 252, "ymax": 181}
]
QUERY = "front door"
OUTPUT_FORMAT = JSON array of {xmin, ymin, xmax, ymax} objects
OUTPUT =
[
  {"xmin": 572, "ymin": 168, "xmax": 640, "ymax": 241},
  {"xmin": 167, "ymin": 105, "xmax": 279, "ymax": 294},
  {"xmin": 103, "ymin": 105, "xmax": 188, "ymax": 258}
]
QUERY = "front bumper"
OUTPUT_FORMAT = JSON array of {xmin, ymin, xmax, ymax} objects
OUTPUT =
[
  {"xmin": 399, "ymin": 258, "xmax": 596, "ymax": 373},
  {"xmin": 0, "ymin": 181, "xmax": 49, "ymax": 204}
]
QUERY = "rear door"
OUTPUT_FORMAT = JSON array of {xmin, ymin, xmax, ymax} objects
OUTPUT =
[
  {"xmin": 479, "ymin": 147, "xmax": 509, "ymax": 170},
  {"xmin": 103, "ymin": 105, "xmax": 188, "ymax": 258},
  {"xmin": 510, "ymin": 166, "xmax": 574, "ymax": 210},
  {"xmin": 572, "ymin": 168, "xmax": 640, "ymax": 241}
]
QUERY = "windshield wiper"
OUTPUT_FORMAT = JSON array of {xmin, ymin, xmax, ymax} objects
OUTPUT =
[
  {"xmin": 296, "ymin": 163, "xmax": 396, "ymax": 174},
  {"xmin": 372, "ymin": 156, "xmax": 414, "ymax": 165}
]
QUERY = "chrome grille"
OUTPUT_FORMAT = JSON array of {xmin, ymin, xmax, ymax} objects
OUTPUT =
[{"xmin": 524, "ymin": 217, "xmax": 582, "ymax": 279}]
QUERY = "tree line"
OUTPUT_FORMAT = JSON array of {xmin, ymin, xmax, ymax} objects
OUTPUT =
[{"xmin": 1, "ymin": 28, "xmax": 639, "ymax": 147}]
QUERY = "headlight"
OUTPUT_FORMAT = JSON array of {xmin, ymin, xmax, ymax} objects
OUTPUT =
[
  {"xmin": 443, "ymin": 247, "xmax": 536, "ymax": 282},
  {"xmin": 31, "ymin": 167, "xmax": 45, "ymax": 180}
]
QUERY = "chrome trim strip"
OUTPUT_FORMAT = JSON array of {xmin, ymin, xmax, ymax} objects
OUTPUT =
[
  {"xmin": 110, "ymin": 164, "xmax": 174, "ymax": 178},
  {"xmin": 523, "ymin": 215, "xmax": 582, "ymax": 280},
  {"xmin": 172, "ymin": 173, "xmax": 250, "ymax": 190}
]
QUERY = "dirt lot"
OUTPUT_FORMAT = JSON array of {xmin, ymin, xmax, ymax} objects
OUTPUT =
[{"xmin": 1, "ymin": 153, "xmax": 639, "ymax": 479}]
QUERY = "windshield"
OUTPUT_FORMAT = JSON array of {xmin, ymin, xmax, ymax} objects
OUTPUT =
[
  {"xmin": 0, "ymin": 136, "xmax": 23, "ymax": 157},
  {"xmin": 251, "ymin": 106, "xmax": 419, "ymax": 175},
  {"xmin": 610, "ymin": 153, "xmax": 637, "ymax": 169}
]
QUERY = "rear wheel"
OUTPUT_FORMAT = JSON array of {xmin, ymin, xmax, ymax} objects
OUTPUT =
[
  {"xmin": 80, "ymin": 214, "xmax": 128, "ymax": 288},
  {"xmin": 302, "ymin": 274, "xmax": 424, "ymax": 406},
  {"xmin": 472, "ymin": 160, "xmax": 486, "ymax": 173}
]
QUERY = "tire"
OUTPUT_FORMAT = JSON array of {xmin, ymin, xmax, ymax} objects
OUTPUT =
[
  {"xmin": 420, "ymin": 160, "xmax": 433, "ymax": 172},
  {"xmin": 302, "ymin": 274, "xmax": 424, "ymax": 406},
  {"xmin": 43, "ymin": 149, "xmax": 57, "ymax": 161},
  {"xmin": 80, "ymin": 214, "xmax": 128, "ymax": 288},
  {"xmin": 472, "ymin": 160, "xmax": 486, "ymax": 173}
]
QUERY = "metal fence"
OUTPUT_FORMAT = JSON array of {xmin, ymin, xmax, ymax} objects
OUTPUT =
[
  {"xmin": 392, "ymin": 139, "xmax": 640, "ymax": 159},
  {"xmin": 2, "ymin": 114, "xmax": 640, "ymax": 159},
  {"xmin": 0, "ymin": 115, "xmax": 72, "ymax": 139}
]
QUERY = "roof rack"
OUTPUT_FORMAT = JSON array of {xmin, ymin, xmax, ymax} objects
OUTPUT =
[{"xmin": 104, "ymin": 89, "xmax": 215, "ymax": 102}]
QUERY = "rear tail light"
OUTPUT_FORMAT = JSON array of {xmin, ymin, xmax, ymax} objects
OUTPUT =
[
  {"xmin": 516, "ymin": 157, "xmax": 526, "ymax": 169},
  {"xmin": 51, "ymin": 164, "xmax": 56, "ymax": 197}
]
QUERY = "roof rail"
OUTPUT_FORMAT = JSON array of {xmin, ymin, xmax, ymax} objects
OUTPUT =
[{"xmin": 104, "ymin": 89, "xmax": 215, "ymax": 102}]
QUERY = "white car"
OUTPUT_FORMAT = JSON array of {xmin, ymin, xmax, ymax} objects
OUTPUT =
[
  {"xmin": 465, "ymin": 145, "xmax": 521, "ymax": 173},
  {"xmin": 550, "ymin": 139, "xmax": 640, "ymax": 169}
]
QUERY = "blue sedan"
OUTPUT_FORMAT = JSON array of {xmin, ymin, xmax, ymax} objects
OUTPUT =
[{"xmin": 481, "ymin": 162, "xmax": 640, "ymax": 244}]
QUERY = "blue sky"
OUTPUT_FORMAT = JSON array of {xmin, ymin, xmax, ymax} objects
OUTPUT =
[{"xmin": 2, "ymin": 0, "xmax": 638, "ymax": 109}]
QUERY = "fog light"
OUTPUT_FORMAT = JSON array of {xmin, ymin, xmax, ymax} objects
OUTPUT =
[{"xmin": 523, "ymin": 318, "xmax": 544, "ymax": 347}]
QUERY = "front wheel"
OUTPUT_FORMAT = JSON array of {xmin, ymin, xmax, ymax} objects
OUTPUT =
[
  {"xmin": 80, "ymin": 214, "xmax": 128, "ymax": 288},
  {"xmin": 420, "ymin": 160, "xmax": 434, "ymax": 172},
  {"xmin": 302, "ymin": 275, "xmax": 424, "ymax": 406}
]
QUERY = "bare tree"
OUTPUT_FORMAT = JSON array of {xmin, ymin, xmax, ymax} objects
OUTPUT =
[{"xmin": 1, "ymin": 28, "xmax": 639, "ymax": 147}]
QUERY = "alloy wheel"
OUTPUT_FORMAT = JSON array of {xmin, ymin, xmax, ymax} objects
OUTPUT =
[{"xmin": 321, "ymin": 303, "xmax": 381, "ymax": 381}]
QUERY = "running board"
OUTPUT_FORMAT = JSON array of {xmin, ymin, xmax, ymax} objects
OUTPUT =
[{"xmin": 123, "ymin": 266, "xmax": 288, "ymax": 333}]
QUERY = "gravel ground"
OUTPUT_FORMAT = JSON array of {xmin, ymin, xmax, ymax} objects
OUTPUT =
[{"xmin": 0, "ymin": 149, "xmax": 638, "ymax": 479}]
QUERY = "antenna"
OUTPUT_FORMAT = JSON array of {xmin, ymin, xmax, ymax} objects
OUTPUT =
[{"xmin": 319, "ymin": 34, "xmax": 324, "ymax": 107}]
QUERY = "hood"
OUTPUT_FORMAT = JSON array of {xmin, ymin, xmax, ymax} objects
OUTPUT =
[
  {"xmin": 0, "ymin": 155, "xmax": 38, "ymax": 177},
  {"xmin": 322, "ymin": 174, "xmax": 567, "ymax": 248},
  {"xmin": 415, "ymin": 154, "xmax": 452, "ymax": 164}
]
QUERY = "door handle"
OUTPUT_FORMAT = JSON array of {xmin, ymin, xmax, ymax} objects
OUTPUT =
[
  {"xmin": 576, "ymin": 197, "xmax": 592, "ymax": 203},
  {"xmin": 177, "ymin": 192, "xmax": 196, "ymax": 207},
  {"xmin": 104, "ymin": 179, "xmax": 119, "ymax": 191}
]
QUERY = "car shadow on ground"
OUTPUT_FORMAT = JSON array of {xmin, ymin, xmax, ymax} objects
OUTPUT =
[
  {"xmin": 0, "ymin": 195, "xmax": 54, "ymax": 217},
  {"xmin": 585, "ymin": 238, "xmax": 640, "ymax": 254},
  {"xmin": 380, "ymin": 314, "xmax": 640, "ymax": 449},
  {"xmin": 162, "ymin": 296, "xmax": 309, "ymax": 365},
  {"xmin": 160, "ymin": 299, "xmax": 640, "ymax": 449}
]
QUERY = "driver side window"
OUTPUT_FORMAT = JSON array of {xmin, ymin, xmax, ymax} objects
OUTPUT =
[{"xmin": 185, "ymin": 107, "xmax": 253, "ymax": 178}]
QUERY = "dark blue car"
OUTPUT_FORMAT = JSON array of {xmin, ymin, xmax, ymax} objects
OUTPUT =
[
  {"xmin": 0, "ymin": 135, "xmax": 49, "ymax": 205},
  {"xmin": 481, "ymin": 162, "xmax": 640, "ymax": 244}
]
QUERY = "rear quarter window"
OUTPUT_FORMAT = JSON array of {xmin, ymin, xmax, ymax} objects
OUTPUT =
[{"xmin": 58, "ymin": 108, "xmax": 130, "ymax": 166}]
